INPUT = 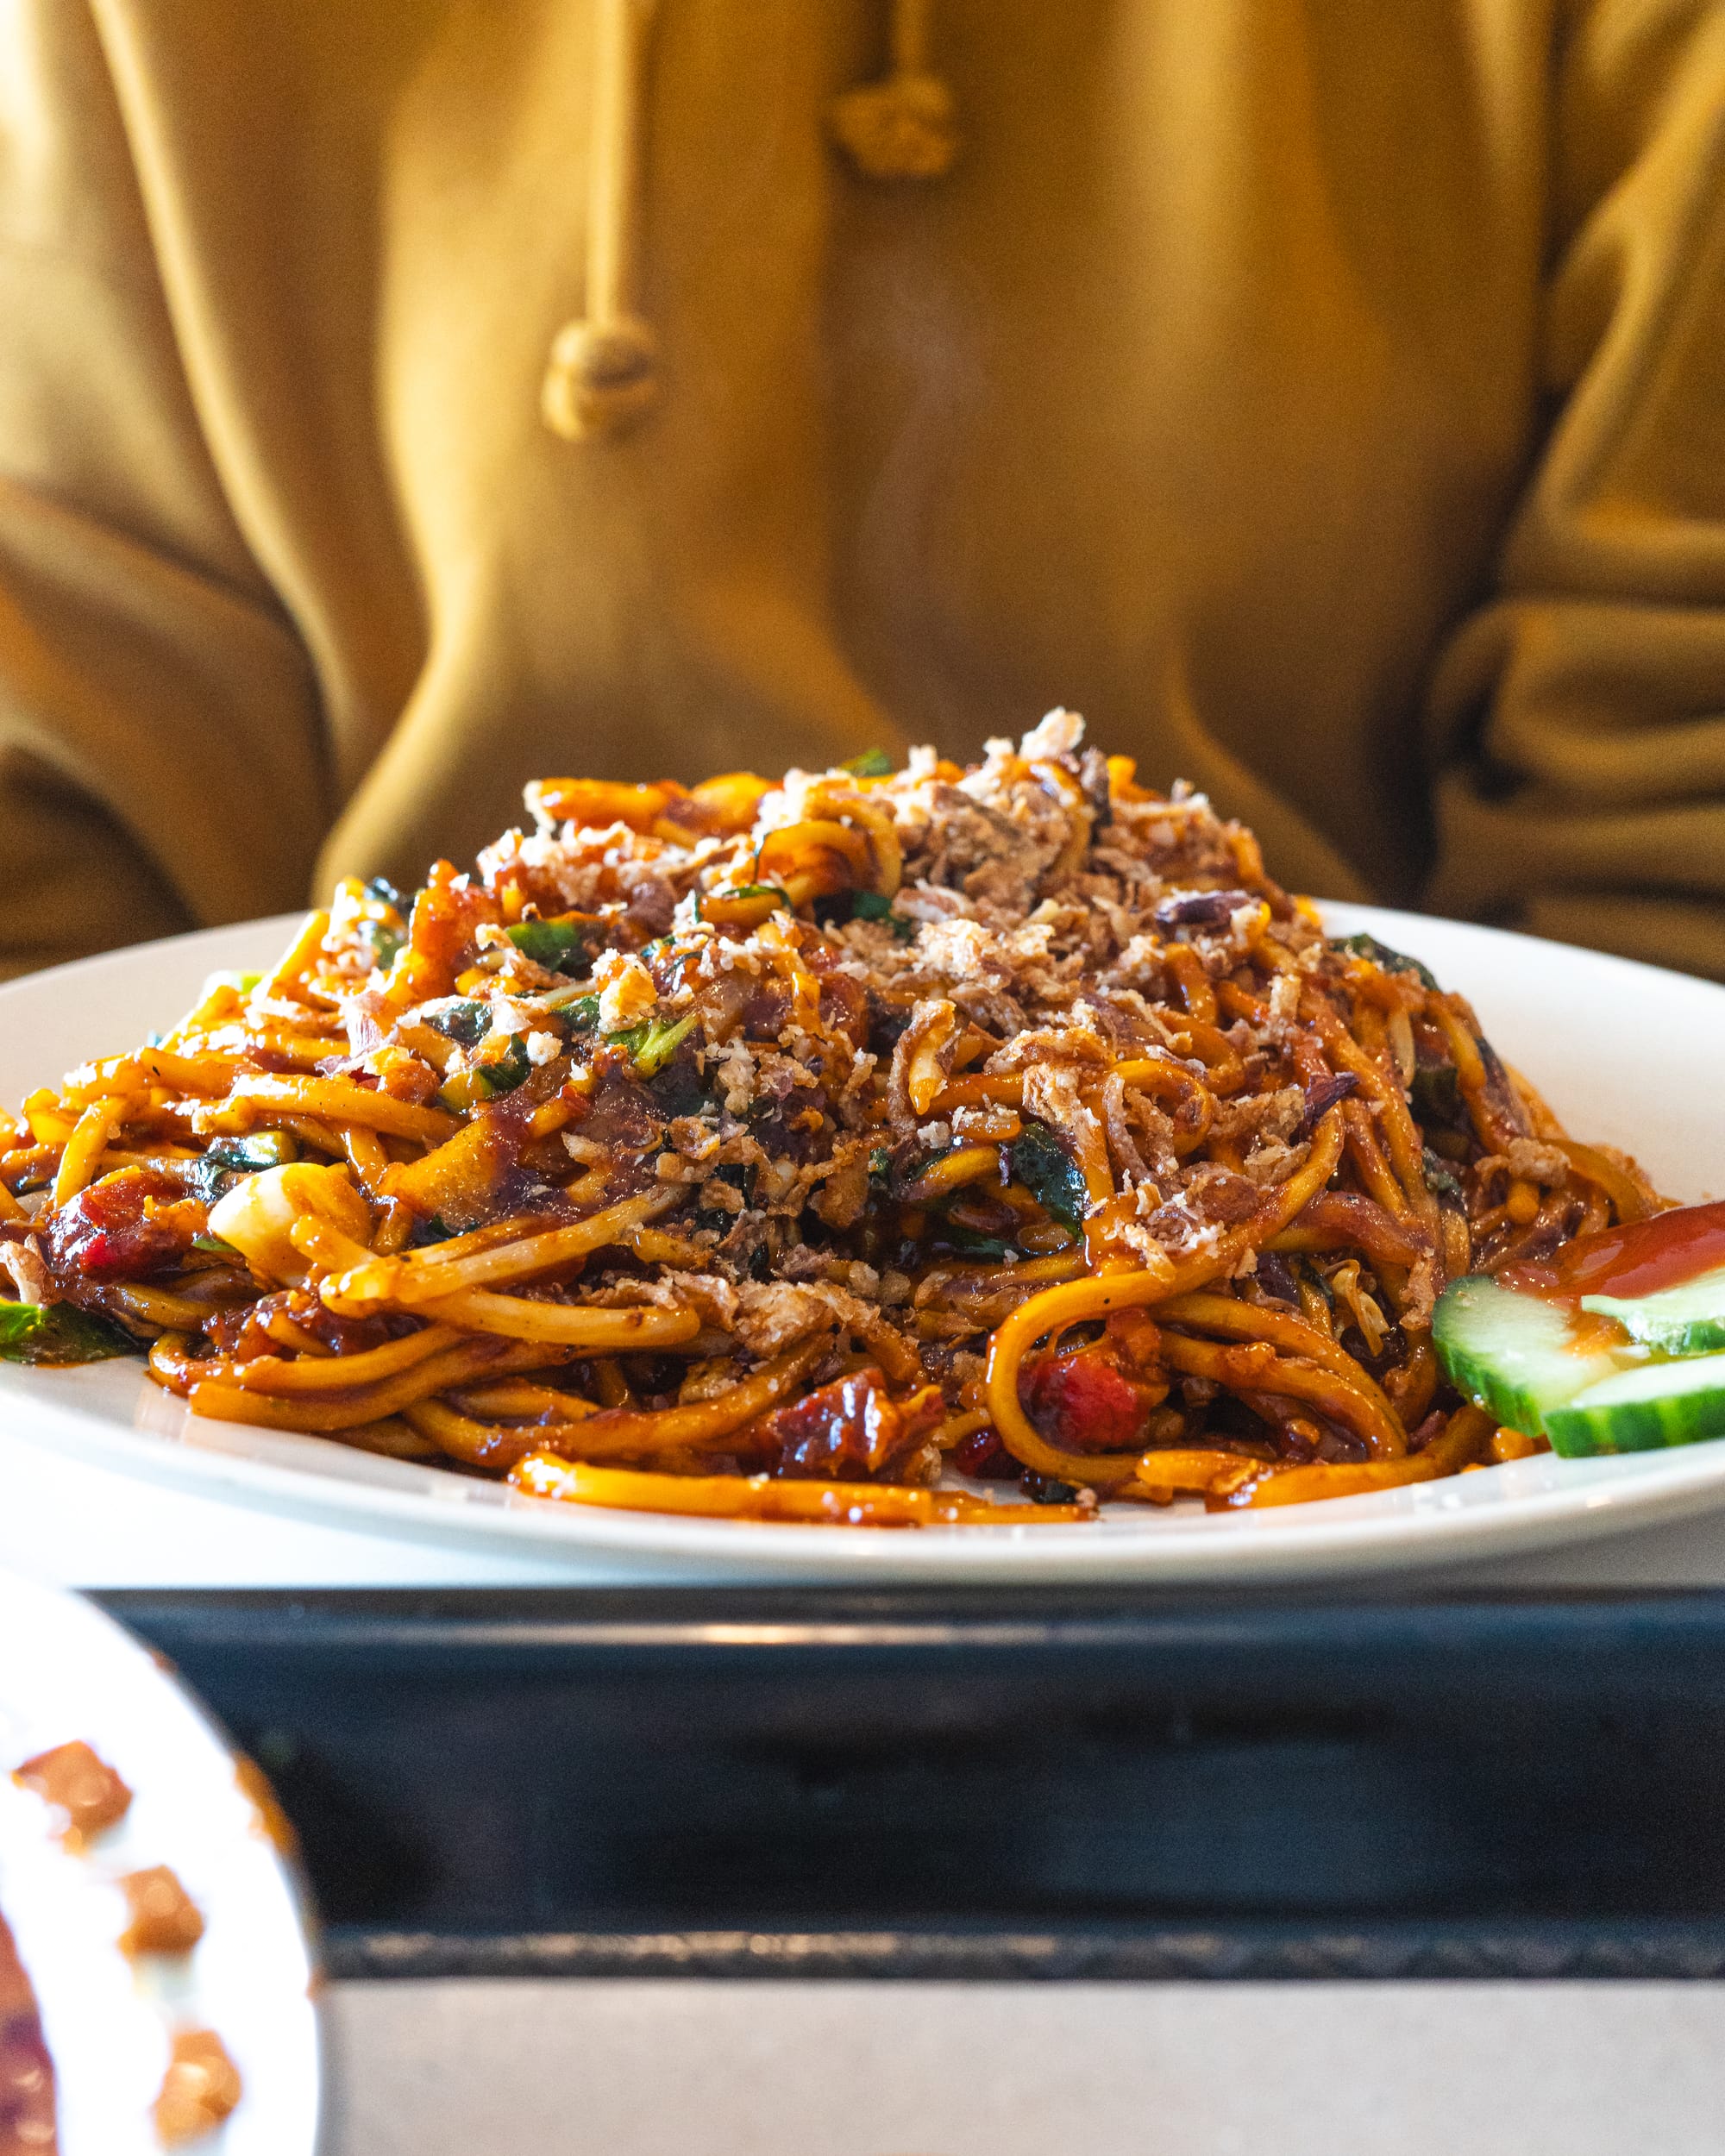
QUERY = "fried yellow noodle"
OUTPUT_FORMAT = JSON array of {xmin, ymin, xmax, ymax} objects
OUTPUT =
[{"xmin": 1, "ymin": 711, "xmax": 1664, "ymax": 1526}]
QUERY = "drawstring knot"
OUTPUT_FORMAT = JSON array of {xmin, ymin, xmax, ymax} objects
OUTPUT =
[
  {"xmin": 543, "ymin": 0, "xmax": 661, "ymax": 442},
  {"xmin": 829, "ymin": 0, "xmax": 959, "ymax": 180}
]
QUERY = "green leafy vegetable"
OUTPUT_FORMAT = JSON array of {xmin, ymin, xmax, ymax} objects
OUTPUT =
[
  {"xmin": 1335, "ymin": 933, "xmax": 1440, "ymax": 993},
  {"xmin": 869, "ymin": 1147, "xmax": 892, "ymax": 1179},
  {"xmin": 841, "ymin": 747, "xmax": 895, "ymax": 778},
  {"xmin": 186, "ymin": 1130, "xmax": 298, "ymax": 1203},
  {"xmin": 506, "ymin": 918, "xmax": 586, "ymax": 974},
  {"xmin": 1422, "ymin": 1148, "xmax": 1465, "ymax": 1208},
  {"xmin": 1409, "ymin": 1057, "xmax": 1462, "ymax": 1125},
  {"xmin": 0, "ymin": 1300, "xmax": 135, "ymax": 1366},
  {"xmin": 850, "ymin": 890, "xmax": 915, "ymax": 942},
  {"xmin": 364, "ymin": 874, "xmax": 411, "ymax": 912},
  {"xmin": 1008, "ymin": 1119, "xmax": 1088, "ymax": 1235},
  {"xmin": 940, "ymin": 1225, "xmax": 1015, "ymax": 1261},
  {"xmin": 422, "ymin": 1000, "xmax": 492, "ymax": 1049},
  {"xmin": 476, "ymin": 1034, "xmax": 533, "ymax": 1092}
]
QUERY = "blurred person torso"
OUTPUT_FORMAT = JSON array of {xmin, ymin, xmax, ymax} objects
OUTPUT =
[{"xmin": 3, "ymin": 0, "xmax": 1723, "ymax": 975}]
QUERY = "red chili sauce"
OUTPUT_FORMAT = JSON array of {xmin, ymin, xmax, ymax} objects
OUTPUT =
[{"xmin": 1502, "ymin": 1199, "xmax": 1725, "ymax": 1306}]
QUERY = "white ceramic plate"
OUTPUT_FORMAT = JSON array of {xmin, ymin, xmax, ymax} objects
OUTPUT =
[
  {"xmin": 0, "ymin": 1566, "xmax": 321, "ymax": 2153},
  {"xmin": 2, "ymin": 907, "xmax": 1724, "ymax": 1587}
]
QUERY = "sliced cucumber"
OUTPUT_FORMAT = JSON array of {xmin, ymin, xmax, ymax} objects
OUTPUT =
[
  {"xmin": 1582, "ymin": 1264, "xmax": 1725, "ymax": 1357},
  {"xmin": 1545, "ymin": 1353, "xmax": 1725, "ymax": 1457},
  {"xmin": 1432, "ymin": 1275, "xmax": 1628, "ymax": 1437}
]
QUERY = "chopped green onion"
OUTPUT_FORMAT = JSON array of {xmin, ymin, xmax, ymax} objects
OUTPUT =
[
  {"xmin": 506, "ymin": 918, "xmax": 585, "ymax": 974},
  {"xmin": 613, "ymin": 1013, "xmax": 697, "ymax": 1078},
  {"xmin": 438, "ymin": 1034, "xmax": 533, "ymax": 1112}
]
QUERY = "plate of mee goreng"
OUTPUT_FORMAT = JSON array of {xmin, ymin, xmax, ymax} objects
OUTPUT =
[{"xmin": 5, "ymin": 709, "xmax": 1725, "ymax": 1584}]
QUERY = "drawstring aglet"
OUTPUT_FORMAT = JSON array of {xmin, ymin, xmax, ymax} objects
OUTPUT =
[
  {"xmin": 543, "ymin": 317, "xmax": 658, "ymax": 442},
  {"xmin": 829, "ymin": 0, "xmax": 958, "ymax": 181},
  {"xmin": 543, "ymin": 0, "xmax": 661, "ymax": 442}
]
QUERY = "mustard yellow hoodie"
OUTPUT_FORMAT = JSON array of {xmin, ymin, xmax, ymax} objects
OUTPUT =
[{"xmin": 2, "ymin": 1, "xmax": 1723, "ymax": 977}]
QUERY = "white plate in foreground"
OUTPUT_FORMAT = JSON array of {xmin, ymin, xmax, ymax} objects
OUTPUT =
[
  {"xmin": 2, "ymin": 906, "xmax": 1723, "ymax": 1587},
  {"xmin": 0, "ymin": 1566, "xmax": 321, "ymax": 2153}
]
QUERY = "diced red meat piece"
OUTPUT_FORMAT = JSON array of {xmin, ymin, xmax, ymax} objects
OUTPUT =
[
  {"xmin": 739, "ymin": 980, "xmax": 794, "ymax": 1040},
  {"xmin": 42, "ymin": 1169, "xmax": 207, "ymax": 1283},
  {"xmin": 762, "ymin": 1365, "xmax": 941, "ymax": 1481},
  {"xmin": 1022, "ymin": 1348, "xmax": 1151, "ymax": 1454},
  {"xmin": 579, "ymin": 1062, "xmax": 663, "ymax": 1159},
  {"xmin": 809, "ymin": 955, "xmax": 870, "ymax": 1051},
  {"xmin": 952, "ymin": 1426, "xmax": 1020, "ymax": 1480}
]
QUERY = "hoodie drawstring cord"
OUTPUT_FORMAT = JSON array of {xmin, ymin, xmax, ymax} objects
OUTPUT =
[
  {"xmin": 544, "ymin": 0, "xmax": 956, "ymax": 444},
  {"xmin": 543, "ymin": 0, "xmax": 661, "ymax": 442},
  {"xmin": 829, "ymin": 0, "xmax": 959, "ymax": 180}
]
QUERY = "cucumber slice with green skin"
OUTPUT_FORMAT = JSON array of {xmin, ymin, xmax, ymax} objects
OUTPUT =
[
  {"xmin": 1545, "ymin": 1353, "xmax": 1725, "ymax": 1457},
  {"xmin": 1432, "ymin": 1275, "xmax": 1629, "ymax": 1437},
  {"xmin": 1581, "ymin": 1265, "xmax": 1725, "ymax": 1357}
]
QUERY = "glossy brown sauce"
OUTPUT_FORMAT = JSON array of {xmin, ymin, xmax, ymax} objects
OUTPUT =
[
  {"xmin": 1502, "ymin": 1200, "xmax": 1725, "ymax": 1306},
  {"xmin": 0, "ymin": 1915, "xmax": 55, "ymax": 2156}
]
